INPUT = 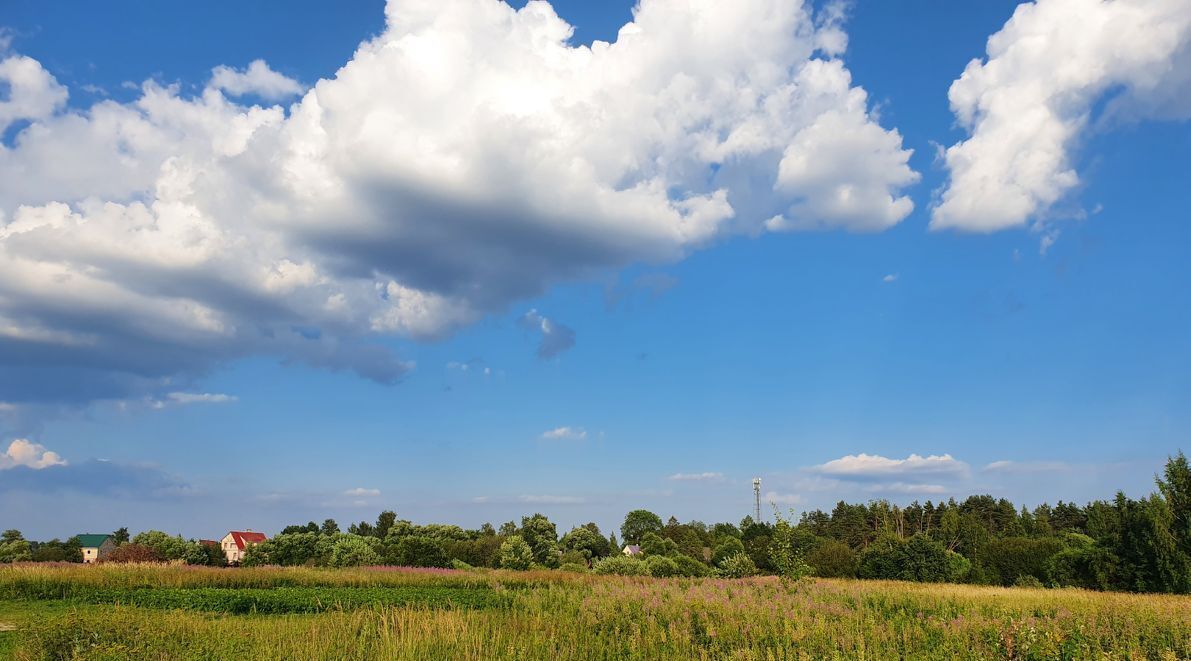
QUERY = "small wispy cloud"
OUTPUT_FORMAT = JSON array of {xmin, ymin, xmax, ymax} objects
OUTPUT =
[
  {"xmin": 343, "ymin": 487, "xmax": 381, "ymax": 497},
  {"xmin": 765, "ymin": 491, "xmax": 802, "ymax": 505},
  {"xmin": 541, "ymin": 426, "xmax": 587, "ymax": 441},
  {"xmin": 668, "ymin": 472, "xmax": 724, "ymax": 482},
  {"xmin": 1039, "ymin": 227, "xmax": 1060, "ymax": 256},
  {"xmin": 865, "ymin": 482, "xmax": 947, "ymax": 495},
  {"xmin": 165, "ymin": 392, "xmax": 238, "ymax": 405},
  {"xmin": 447, "ymin": 359, "xmax": 493, "ymax": 376},
  {"xmin": 520, "ymin": 309, "xmax": 576, "ymax": 359},
  {"xmin": 983, "ymin": 460, "xmax": 1072, "ymax": 474},
  {"xmin": 882, "ymin": 273, "xmax": 898, "ymax": 283}
]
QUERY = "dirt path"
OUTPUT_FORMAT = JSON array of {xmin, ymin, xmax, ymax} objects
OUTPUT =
[{"xmin": 0, "ymin": 622, "xmax": 15, "ymax": 631}]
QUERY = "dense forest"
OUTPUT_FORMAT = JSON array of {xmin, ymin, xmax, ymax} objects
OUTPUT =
[{"xmin": 3, "ymin": 452, "xmax": 1188, "ymax": 594}]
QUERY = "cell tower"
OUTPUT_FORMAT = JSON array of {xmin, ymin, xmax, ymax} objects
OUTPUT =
[{"xmin": 752, "ymin": 477, "xmax": 762, "ymax": 522}]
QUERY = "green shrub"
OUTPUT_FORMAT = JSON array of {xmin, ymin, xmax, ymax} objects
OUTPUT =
[
  {"xmin": 807, "ymin": 540, "xmax": 858, "ymax": 578},
  {"xmin": 592, "ymin": 556, "xmax": 649, "ymax": 576},
  {"xmin": 672, "ymin": 554, "xmax": 710, "ymax": 577},
  {"xmin": 644, "ymin": 555, "xmax": 680, "ymax": 577},
  {"xmin": 946, "ymin": 551, "xmax": 971, "ymax": 582},
  {"xmin": 716, "ymin": 552, "xmax": 757, "ymax": 578},
  {"xmin": 712, "ymin": 537, "xmax": 746, "ymax": 567},
  {"xmin": 558, "ymin": 562, "xmax": 588, "ymax": 573},
  {"xmin": 394, "ymin": 536, "xmax": 449, "ymax": 568},
  {"xmin": 860, "ymin": 535, "xmax": 952, "ymax": 583},
  {"xmin": 498, "ymin": 536, "xmax": 533, "ymax": 571},
  {"xmin": 1013, "ymin": 575, "xmax": 1045, "ymax": 588},
  {"xmin": 328, "ymin": 536, "xmax": 381, "ymax": 568}
]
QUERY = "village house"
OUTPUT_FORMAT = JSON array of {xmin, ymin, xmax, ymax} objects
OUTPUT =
[
  {"xmin": 76, "ymin": 534, "xmax": 116, "ymax": 563},
  {"xmin": 220, "ymin": 530, "xmax": 267, "ymax": 565},
  {"xmin": 622, "ymin": 544, "xmax": 642, "ymax": 557}
]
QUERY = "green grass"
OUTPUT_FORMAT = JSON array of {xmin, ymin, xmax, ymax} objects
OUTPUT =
[{"xmin": 2, "ymin": 564, "xmax": 1189, "ymax": 660}]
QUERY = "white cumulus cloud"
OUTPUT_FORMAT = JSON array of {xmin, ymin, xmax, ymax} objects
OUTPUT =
[
  {"xmin": 933, "ymin": 0, "xmax": 1191, "ymax": 231},
  {"xmin": 0, "ymin": 438, "xmax": 66, "ymax": 469},
  {"xmin": 209, "ymin": 60, "xmax": 303, "ymax": 100},
  {"xmin": 811, "ymin": 453, "xmax": 970, "ymax": 479},
  {"xmin": 0, "ymin": 55, "xmax": 68, "ymax": 132},
  {"xmin": 0, "ymin": 0, "xmax": 917, "ymax": 409}
]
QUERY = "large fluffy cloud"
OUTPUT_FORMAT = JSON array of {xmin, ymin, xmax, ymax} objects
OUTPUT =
[
  {"xmin": 0, "ymin": 0, "xmax": 917, "ymax": 408},
  {"xmin": 810, "ymin": 453, "xmax": 970, "ymax": 479},
  {"xmin": 0, "ymin": 438, "xmax": 66, "ymax": 469},
  {"xmin": 933, "ymin": 0, "xmax": 1191, "ymax": 231}
]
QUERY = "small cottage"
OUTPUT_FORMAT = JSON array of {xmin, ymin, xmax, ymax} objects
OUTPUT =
[
  {"xmin": 77, "ymin": 534, "xmax": 116, "ymax": 563},
  {"xmin": 221, "ymin": 530, "xmax": 267, "ymax": 565},
  {"xmin": 622, "ymin": 544, "xmax": 642, "ymax": 557}
]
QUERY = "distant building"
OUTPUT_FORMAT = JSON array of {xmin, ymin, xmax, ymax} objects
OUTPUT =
[
  {"xmin": 221, "ymin": 530, "xmax": 267, "ymax": 565},
  {"xmin": 622, "ymin": 544, "xmax": 642, "ymax": 557},
  {"xmin": 76, "ymin": 534, "xmax": 116, "ymax": 563}
]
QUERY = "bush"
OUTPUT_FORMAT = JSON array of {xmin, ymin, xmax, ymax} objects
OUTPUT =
[
  {"xmin": 444, "ymin": 537, "xmax": 503, "ymax": 569},
  {"xmin": 498, "ymin": 536, "xmax": 533, "ymax": 571},
  {"xmin": 644, "ymin": 555, "xmax": 680, "ymax": 577},
  {"xmin": 981, "ymin": 537, "xmax": 1065, "ymax": 586},
  {"xmin": 1013, "ymin": 575, "xmax": 1045, "ymax": 588},
  {"xmin": 104, "ymin": 544, "xmax": 163, "ymax": 564},
  {"xmin": 673, "ymin": 554, "xmax": 710, "ymax": 577},
  {"xmin": 130, "ymin": 531, "xmax": 190, "ymax": 561},
  {"xmin": 592, "ymin": 556, "xmax": 649, "ymax": 576},
  {"xmin": 860, "ymin": 535, "xmax": 952, "ymax": 583},
  {"xmin": 716, "ymin": 552, "xmax": 757, "ymax": 578},
  {"xmin": 328, "ymin": 536, "xmax": 381, "ymax": 568},
  {"xmin": 394, "ymin": 536, "xmax": 449, "ymax": 568},
  {"xmin": 1046, "ymin": 542, "xmax": 1118, "ymax": 590},
  {"xmin": 807, "ymin": 540, "xmax": 858, "ymax": 578},
  {"xmin": 769, "ymin": 512, "xmax": 812, "ymax": 584},
  {"xmin": 946, "ymin": 551, "xmax": 971, "ymax": 582},
  {"xmin": 558, "ymin": 562, "xmax": 588, "ymax": 573},
  {"xmin": 450, "ymin": 559, "xmax": 476, "ymax": 571},
  {"xmin": 712, "ymin": 537, "xmax": 746, "ymax": 566},
  {"xmin": 640, "ymin": 532, "xmax": 677, "ymax": 557}
]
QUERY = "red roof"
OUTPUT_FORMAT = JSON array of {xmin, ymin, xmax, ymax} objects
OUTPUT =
[{"xmin": 227, "ymin": 531, "xmax": 267, "ymax": 550}]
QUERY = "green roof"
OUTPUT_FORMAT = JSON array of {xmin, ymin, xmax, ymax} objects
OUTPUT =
[{"xmin": 76, "ymin": 534, "xmax": 112, "ymax": 548}]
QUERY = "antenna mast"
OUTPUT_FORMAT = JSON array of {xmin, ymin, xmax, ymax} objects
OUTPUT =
[{"xmin": 752, "ymin": 477, "xmax": 762, "ymax": 522}]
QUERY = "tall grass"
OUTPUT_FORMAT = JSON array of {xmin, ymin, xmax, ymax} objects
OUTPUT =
[{"xmin": 3, "ymin": 564, "xmax": 1188, "ymax": 659}]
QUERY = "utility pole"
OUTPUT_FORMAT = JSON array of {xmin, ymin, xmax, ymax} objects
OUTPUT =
[{"xmin": 752, "ymin": 477, "xmax": 762, "ymax": 522}]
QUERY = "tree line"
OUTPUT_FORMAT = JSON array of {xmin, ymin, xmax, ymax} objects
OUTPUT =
[{"xmin": 2, "ymin": 452, "xmax": 1188, "ymax": 593}]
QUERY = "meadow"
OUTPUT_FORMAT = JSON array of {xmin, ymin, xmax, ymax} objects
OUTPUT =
[{"xmin": 0, "ymin": 564, "xmax": 1188, "ymax": 660}]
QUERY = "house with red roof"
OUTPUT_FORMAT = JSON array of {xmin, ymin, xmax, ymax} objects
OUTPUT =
[{"xmin": 220, "ymin": 530, "xmax": 267, "ymax": 565}]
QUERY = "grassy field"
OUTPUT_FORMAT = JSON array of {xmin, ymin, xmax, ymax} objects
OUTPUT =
[{"xmin": 1, "ymin": 564, "xmax": 1188, "ymax": 660}]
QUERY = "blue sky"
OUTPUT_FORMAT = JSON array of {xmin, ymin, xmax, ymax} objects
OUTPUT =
[{"xmin": 1, "ymin": 0, "xmax": 1189, "ymax": 539}]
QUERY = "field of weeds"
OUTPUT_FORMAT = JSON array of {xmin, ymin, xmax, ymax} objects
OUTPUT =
[{"xmin": 0, "ymin": 563, "xmax": 1188, "ymax": 659}]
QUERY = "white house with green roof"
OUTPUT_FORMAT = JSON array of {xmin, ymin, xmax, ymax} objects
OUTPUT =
[{"xmin": 76, "ymin": 534, "xmax": 115, "ymax": 563}]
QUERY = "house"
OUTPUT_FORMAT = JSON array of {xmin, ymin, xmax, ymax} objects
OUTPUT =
[
  {"xmin": 76, "ymin": 534, "xmax": 116, "ymax": 564},
  {"xmin": 622, "ymin": 544, "xmax": 642, "ymax": 557},
  {"xmin": 220, "ymin": 530, "xmax": 267, "ymax": 565}
]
